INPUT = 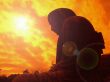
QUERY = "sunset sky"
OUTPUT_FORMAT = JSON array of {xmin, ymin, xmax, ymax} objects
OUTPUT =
[{"xmin": 0, "ymin": 0, "xmax": 110, "ymax": 76}]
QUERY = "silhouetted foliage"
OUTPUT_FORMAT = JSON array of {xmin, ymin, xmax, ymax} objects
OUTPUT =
[
  {"xmin": 0, "ymin": 55, "xmax": 110, "ymax": 82},
  {"xmin": 0, "ymin": 76, "xmax": 9, "ymax": 82},
  {"xmin": 23, "ymin": 69, "xmax": 29, "ymax": 74},
  {"xmin": 8, "ymin": 74, "xmax": 18, "ymax": 82}
]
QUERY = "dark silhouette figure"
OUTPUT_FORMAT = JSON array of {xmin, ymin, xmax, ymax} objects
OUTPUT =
[
  {"xmin": 48, "ymin": 8, "xmax": 105, "ymax": 82},
  {"xmin": 48, "ymin": 8, "xmax": 76, "ymax": 64}
]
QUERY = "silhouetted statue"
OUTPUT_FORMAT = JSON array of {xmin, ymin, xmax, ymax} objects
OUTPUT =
[
  {"xmin": 49, "ymin": 8, "xmax": 106, "ymax": 82},
  {"xmin": 48, "ymin": 8, "xmax": 76, "ymax": 64}
]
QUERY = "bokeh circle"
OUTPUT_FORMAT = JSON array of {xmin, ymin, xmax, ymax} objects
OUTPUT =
[
  {"xmin": 62, "ymin": 41, "xmax": 78, "ymax": 56},
  {"xmin": 77, "ymin": 48, "xmax": 99, "ymax": 70}
]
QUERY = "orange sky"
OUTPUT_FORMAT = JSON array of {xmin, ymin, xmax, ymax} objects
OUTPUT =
[{"xmin": 0, "ymin": 0, "xmax": 110, "ymax": 76}]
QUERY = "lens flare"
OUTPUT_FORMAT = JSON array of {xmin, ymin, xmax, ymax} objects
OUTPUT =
[
  {"xmin": 77, "ymin": 48, "xmax": 99, "ymax": 70},
  {"xmin": 62, "ymin": 41, "xmax": 77, "ymax": 56}
]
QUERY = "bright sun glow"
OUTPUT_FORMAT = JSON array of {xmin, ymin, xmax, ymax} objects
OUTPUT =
[
  {"xmin": 13, "ymin": 15, "xmax": 34, "ymax": 36},
  {"xmin": 15, "ymin": 16, "xmax": 29, "ymax": 31}
]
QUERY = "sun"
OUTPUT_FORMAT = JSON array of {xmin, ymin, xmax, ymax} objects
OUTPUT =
[
  {"xmin": 13, "ymin": 15, "xmax": 34, "ymax": 36},
  {"xmin": 15, "ymin": 16, "xmax": 29, "ymax": 31},
  {"xmin": 16, "ymin": 17, "xmax": 28, "ymax": 30}
]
